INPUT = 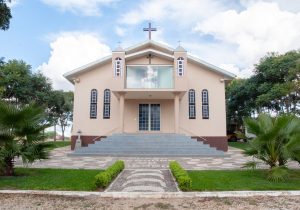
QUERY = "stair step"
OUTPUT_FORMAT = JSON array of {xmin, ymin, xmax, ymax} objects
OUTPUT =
[{"xmin": 72, "ymin": 134, "xmax": 225, "ymax": 157}]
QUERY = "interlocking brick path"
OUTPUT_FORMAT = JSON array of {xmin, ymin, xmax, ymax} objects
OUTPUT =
[
  {"xmin": 14, "ymin": 146, "xmax": 299, "ymax": 193},
  {"xmin": 106, "ymin": 169, "xmax": 178, "ymax": 192},
  {"xmin": 15, "ymin": 147, "xmax": 299, "ymax": 170}
]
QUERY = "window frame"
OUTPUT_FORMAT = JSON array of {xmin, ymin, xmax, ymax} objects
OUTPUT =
[
  {"xmin": 177, "ymin": 57, "xmax": 184, "ymax": 76},
  {"xmin": 202, "ymin": 89, "xmax": 209, "ymax": 119},
  {"xmin": 114, "ymin": 57, "xmax": 122, "ymax": 77},
  {"xmin": 90, "ymin": 89, "xmax": 97, "ymax": 119},
  {"xmin": 188, "ymin": 89, "xmax": 196, "ymax": 119},
  {"xmin": 103, "ymin": 89, "xmax": 111, "ymax": 119}
]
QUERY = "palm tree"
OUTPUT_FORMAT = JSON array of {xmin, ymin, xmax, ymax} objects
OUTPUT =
[
  {"xmin": 0, "ymin": 101, "xmax": 51, "ymax": 176},
  {"xmin": 244, "ymin": 114, "xmax": 300, "ymax": 168}
]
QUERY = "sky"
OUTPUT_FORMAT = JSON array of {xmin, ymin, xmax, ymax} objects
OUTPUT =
[{"xmin": 1, "ymin": 0, "xmax": 300, "ymax": 91}]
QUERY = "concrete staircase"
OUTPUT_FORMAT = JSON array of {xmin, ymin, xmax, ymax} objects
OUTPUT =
[{"xmin": 71, "ymin": 134, "xmax": 225, "ymax": 157}]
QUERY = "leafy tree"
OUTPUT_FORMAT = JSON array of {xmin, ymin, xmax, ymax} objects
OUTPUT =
[
  {"xmin": 226, "ymin": 51, "xmax": 300, "ymax": 133},
  {"xmin": 0, "ymin": 59, "xmax": 53, "ymax": 105},
  {"xmin": 254, "ymin": 51, "xmax": 300, "ymax": 114},
  {"xmin": 226, "ymin": 78, "xmax": 258, "ymax": 132},
  {"xmin": 0, "ymin": 0, "xmax": 12, "ymax": 30},
  {"xmin": 47, "ymin": 91, "xmax": 73, "ymax": 141},
  {"xmin": 0, "ymin": 101, "xmax": 51, "ymax": 176}
]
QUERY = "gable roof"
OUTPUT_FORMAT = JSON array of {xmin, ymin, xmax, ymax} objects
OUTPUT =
[{"xmin": 64, "ymin": 40, "xmax": 236, "ymax": 83}]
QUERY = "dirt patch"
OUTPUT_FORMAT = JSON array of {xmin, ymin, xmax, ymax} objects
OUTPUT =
[{"xmin": 0, "ymin": 194, "xmax": 299, "ymax": 210}]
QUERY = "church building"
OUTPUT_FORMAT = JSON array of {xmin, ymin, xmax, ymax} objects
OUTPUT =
[{"xmin": 64, "ymin": 25, "xmax": 235, "ymax": 152}]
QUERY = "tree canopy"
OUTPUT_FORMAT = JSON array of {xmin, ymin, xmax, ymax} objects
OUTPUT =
[
  {"xmin": 0, "ymin": 0, "xmax": 12, "ymax": 30},
  {"xmin": 0, "ymin": 59, "xmax": 74, "ymax": 141},
  {"xmin": 226, "ymin": 50, "xmax": 300, "ymax": 131},
  {"xmin": 0, "ymin": 59, "xmax": 53, "ymax": 105},
  {"xmin": 47, "ymin": 90, "xmax": 74, "ymax": 141}
]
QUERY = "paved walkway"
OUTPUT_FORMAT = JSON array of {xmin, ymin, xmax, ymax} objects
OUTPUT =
[
  {"xmin": 107, "ymin": 169, "xmax": 178, "ymax": 192},
  {"xmin": 15, "ymin": 146, "xmax": 299, "ymax": 170},
  {"xmin": 14, "ymin": 146, "xmax": 299, "ymax": 193}
]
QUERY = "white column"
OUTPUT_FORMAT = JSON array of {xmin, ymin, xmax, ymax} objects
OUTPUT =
[
  {"xmin": 119, "ymin": 93, "xmax": 125, "ymax": 133},
  {"xmin": 174, "ymin": 93, "xmax": 180, "ymax": 133}
]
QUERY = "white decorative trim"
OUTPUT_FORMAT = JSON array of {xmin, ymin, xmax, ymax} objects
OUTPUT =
[
  {"xmin": 63, "ymin": 40, "xmax": 236, "ymax": 84},
  {"xmin": 125, "ymin": 48, "xmax": 174, "ymax": 60},
  {"xmin": 1, "ymin": 190, "xmax": 300, "ymax": 198},
  {"xmin": 187, "ymin": 55, "xmax": 236, "ymax": 78}
]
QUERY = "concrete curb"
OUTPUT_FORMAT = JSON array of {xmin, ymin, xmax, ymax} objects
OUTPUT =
[{"xmin": 0, "ymin": 190, "xmax": 300, "ymax": 198}]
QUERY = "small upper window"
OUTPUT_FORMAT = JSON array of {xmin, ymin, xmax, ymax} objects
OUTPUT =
[
  {"xmin": 177, "ymin": 57, "xmax": 184, "ymax": 76},
  {"xmin": 114, "ymin": 57, "xmax": 122, "ymax": 77},
  {"xmin": 202, "ymin": 89, "xmax": 209, "ymax": 104}
]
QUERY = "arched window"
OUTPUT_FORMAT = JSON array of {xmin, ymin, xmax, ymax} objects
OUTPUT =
[
  {"xmin": 114, "ymin": 57, "xmax": 122, "ymax": 77},
  {"xmin": 188, "ymin": 89, "xmax": 196, "ymax": 119},
  {"xmin": 90, "ymin": 89, "xmax": 97, "ymax": 119},
  {"xmin": 103, "ymin": 89, "xmax": 111, "ymax": 119},
  {"xmin": 177, "ymin": 57, "xmax": 184, "ymax": 76},
  {"xmin": 202, "ymin": 89, "xmax": 209, "ymax": 119}
]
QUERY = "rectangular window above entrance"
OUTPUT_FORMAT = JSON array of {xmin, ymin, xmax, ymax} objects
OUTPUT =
[{"xmin": 126, "ymin": 65, "xmax": 173, "ymax": 89}]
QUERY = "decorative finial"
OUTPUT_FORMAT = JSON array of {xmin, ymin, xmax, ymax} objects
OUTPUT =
[{"xmin": 143, "ymin": 22, "xmax": 157, "ymax": 40}]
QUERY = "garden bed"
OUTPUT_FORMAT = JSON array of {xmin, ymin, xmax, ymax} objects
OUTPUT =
[
  {"xmin": 188, "ymin": 169, "xmax": 300, "ymax": 191},
  {"xmin": 0, "ymin": 168, "xmax": 101, "ymax": 191},
  {"xmin": 228, "ymin": 142, "xmax": 249, "ymax": 150}
]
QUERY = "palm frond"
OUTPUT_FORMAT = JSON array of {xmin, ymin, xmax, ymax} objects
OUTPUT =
[
  {"xmin": 244, "ymin": 118, "xmax": 262, "ymax": 136},
  {"xmin": 267, "ymin": 166, "xmax": 289, "ymax": 182},
  {"xmin": 242, "ymin": 161, "xmax": 258, "ymax": 170}
]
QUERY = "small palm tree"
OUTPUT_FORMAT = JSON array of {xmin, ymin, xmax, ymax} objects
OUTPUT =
[
  {"xmin": 0, "ymin": 101, "xmax": 51, "ymax": 176},
  {"xmin": 244, "ymin": 114, "xmax": 300, "ymax": 168}
]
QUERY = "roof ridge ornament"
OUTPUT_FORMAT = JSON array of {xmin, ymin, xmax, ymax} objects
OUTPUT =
[
  {"xmin": 113, "ymin": 41, "xmax": 124, "ymax": 52},
  {"xmin": 143, "ymin": 22, "xmax": 157, "ymax": 40},
  {"xmin": 175, "ymin": 41, "xmax": 186, "ymax": 52}
]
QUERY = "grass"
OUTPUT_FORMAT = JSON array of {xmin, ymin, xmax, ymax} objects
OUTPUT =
[
  {"xmin": 47, "ymin": 140, "xmax": 71, "ymax": 150},
  {"xmin": 0, "ymin": 168, "xmax": 102, "ymax": 191},
  {"xmin": 188, "ymin": 169, "xmax": 300, "ymax": 191},
  {"xmin": 228, "ymin": 142, "xmax": 249, "ymax": 150}
]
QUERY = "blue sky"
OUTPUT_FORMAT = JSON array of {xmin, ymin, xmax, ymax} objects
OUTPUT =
[{"xmin": 1, "ymin": 0, "xmax": 300, "ymax": 90}]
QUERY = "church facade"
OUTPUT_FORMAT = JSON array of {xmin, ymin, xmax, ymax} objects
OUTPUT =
[{"xmin": 64, "ymin": 40, "xmax": 235, "ymax": 152}]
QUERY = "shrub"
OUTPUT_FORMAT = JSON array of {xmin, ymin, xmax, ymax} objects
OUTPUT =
[
  {"xmin": 95, "ymin": 160, "xmax": 124, "ymax": 188},
  {"xmin": 169, "ymin": 161, "xmax": 192, "ymax": 191},
  {"xmin": 267, "ymin": 166, "xmax": 290, "ymax": 182}
]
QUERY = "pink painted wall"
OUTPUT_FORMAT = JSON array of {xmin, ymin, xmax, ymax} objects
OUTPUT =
[{"xmin": 71, "ymin": 46, "xmax": 228, "ymax": 138}]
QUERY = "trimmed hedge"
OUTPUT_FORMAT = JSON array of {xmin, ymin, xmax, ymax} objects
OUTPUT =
[
  {"xmin": 95, "ymin": 160, "xmax": 125, "ymax": 188},
  {"xmin": 169, "ymin": 161, "xmax": 192, "ymax": 191}
]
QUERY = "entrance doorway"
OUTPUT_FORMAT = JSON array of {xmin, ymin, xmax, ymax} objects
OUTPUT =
[{"xmin": 139, "ymin": 104, "xmax": 160, "ymax": 131}]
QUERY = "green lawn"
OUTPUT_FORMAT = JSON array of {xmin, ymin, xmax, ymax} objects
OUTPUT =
[
  {"xmin": 228, "ymin": 142, "xmax": 249, "ymax": 150},
  {"xmin": 0, "ymin": 168, "xmax": 101, "ymax": 191},
  {"xmin": 188, "ymin": 170, "xmax": 300, "ymax": 191},
  {"xmin": 48, "ymin": 141, "xmax": 71, "ymax": 150}
]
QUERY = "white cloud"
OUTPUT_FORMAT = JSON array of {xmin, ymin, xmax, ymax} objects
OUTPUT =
[
  {"xmin": 240, "ymin": 0, "xmax": 300, "ymax": 13},
  {"xmin": 120, "ymin": 0, "xmax": 300, "ymax": 77},
  {"xmin": 41, "ymin": 0, "xmax": 116, "ymax": 16},
  {"xmin": 38, "ymin": 32, "xmax": 111, "ymax": 90},
  {"xmin": 115, "ymin": 26, "xmax": 126, "ymax": 37},
  {"xmin": 194, "ymin": 2, "xmax": 300, "ymax": 74},
  {"xmin": 7, "ymin": 0, "xmax": 20, "ymax": 7},
  {"xmin": 121, "ymin": 0, "xmax": 226, "ymax": 27}
]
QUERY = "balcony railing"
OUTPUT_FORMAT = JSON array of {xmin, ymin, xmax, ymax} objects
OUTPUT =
[{"xmin": 126, "ymin": 65, "xmax": 173, "ymax": 89}]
